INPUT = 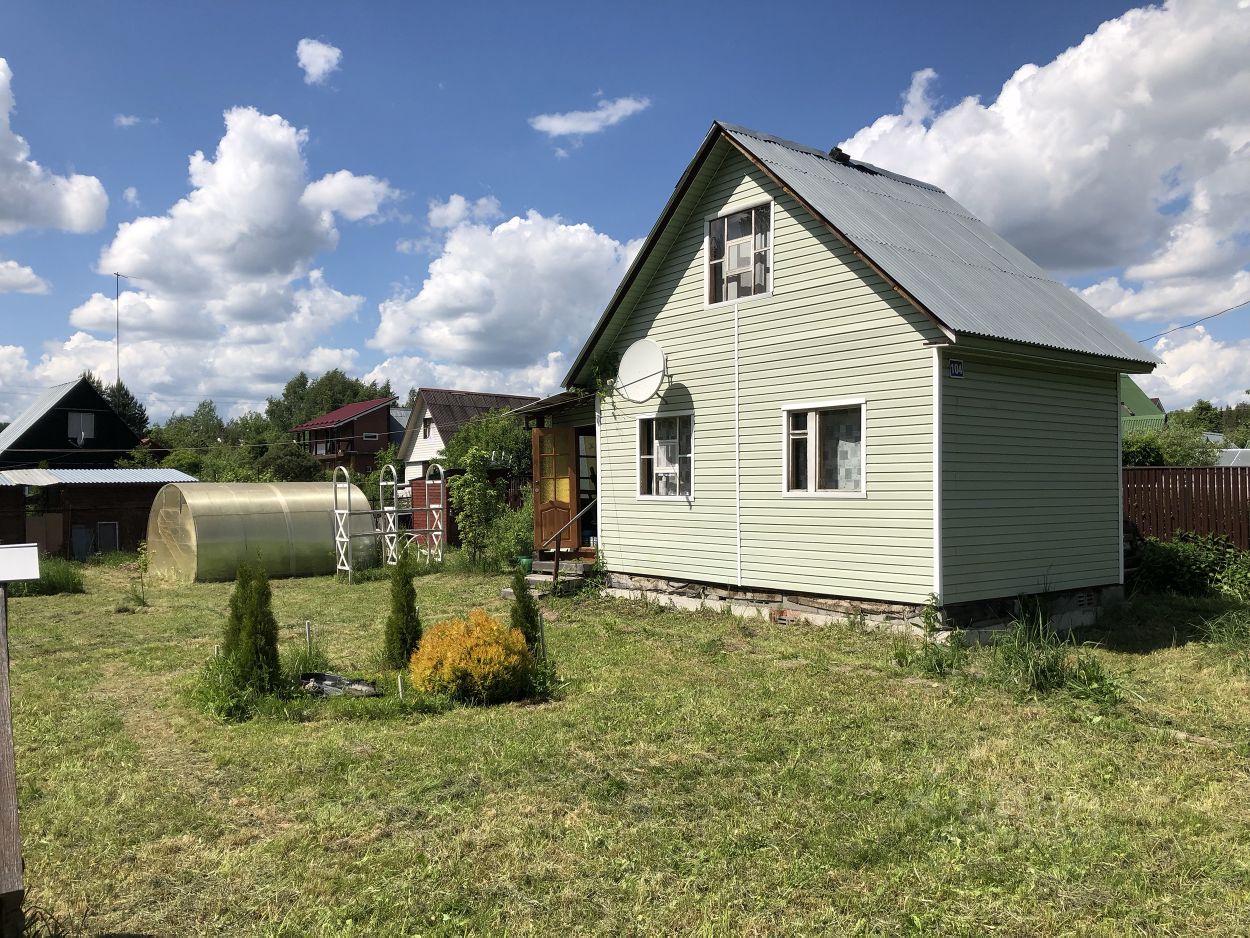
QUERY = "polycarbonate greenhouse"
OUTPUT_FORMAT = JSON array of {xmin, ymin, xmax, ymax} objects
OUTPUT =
[{"xmin": 147, "ymin": 482, "xmax": 375, "ymax": 582}]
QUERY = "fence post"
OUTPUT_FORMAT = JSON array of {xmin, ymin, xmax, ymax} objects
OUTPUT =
[{"xmin": 1, "ymin": 585, "xmax": 24, "ymax": 936}]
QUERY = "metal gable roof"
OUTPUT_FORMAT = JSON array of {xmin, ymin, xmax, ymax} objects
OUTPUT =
[
  {"xmin": 397, "ymin": 388, "xmax": 540, "ymax": 462},
  {"xmin": 290, "ymin": 397, "xmax": 396, "ymax": 432},
  {"xmin": 721, "ymin": 123, "xmax": 1157, "ymax": 366},
  {"xmin": 0, "ymin": 380, "xmax": 78, "ymax": 455},
  {"xmin": 0, "ymin": 468, "xmax": 198, "ymax": 487}
]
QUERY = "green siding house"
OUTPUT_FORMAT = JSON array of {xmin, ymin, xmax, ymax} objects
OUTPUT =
[
  {"xmin": 524, "ymin": 122, "xmax": 1157, "ymax": 626},
  {"xmin": 1120, "ymin": 375, "xmax": 1166, "ymax": 435}
]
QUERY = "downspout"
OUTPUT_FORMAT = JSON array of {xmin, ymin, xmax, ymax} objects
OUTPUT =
[
  {"xmin": 735, "ymin": 301, "xmax": 742, "ymax": 586},
  {"xmin": 932, "ymin": 347, "xmax": 943, "ymax": 603}
]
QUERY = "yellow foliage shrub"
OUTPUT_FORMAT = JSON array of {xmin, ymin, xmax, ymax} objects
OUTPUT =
[{"xmin": 409, "ymin": 608, "xmax": 534, "ymax": 703}]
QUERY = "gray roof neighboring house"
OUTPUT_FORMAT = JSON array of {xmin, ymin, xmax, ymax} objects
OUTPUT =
[
  {"xmin": 1218, "ymin": 450, "xmax": 1250, "ymax": 467},
  {"xmin": 0, "ymin": 468, "xmax": 198, "ymax": 487},
  {"xmin": 0, "ymin": 380, "xmax": 76, "ymax": 455},
  {"xmin": 565, "ymin": 121, "xmax": 1156, "ymax": 386},
  {"xmin": 398, "ymin": 388, "xmax": 540, "ymax": 462}
]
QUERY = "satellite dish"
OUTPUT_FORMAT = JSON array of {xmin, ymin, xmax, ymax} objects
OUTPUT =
[{"xmin": 616, "ymin": 339, "xmax": 666, "ymax": 403}]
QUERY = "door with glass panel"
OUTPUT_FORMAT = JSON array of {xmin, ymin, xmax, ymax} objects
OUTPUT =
[{"xmin": 532, "ymin": 426, "xmax": 577, "ymax": 550}]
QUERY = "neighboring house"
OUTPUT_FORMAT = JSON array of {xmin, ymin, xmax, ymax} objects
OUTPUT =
[
  {"xmin": 397, "ymin": 388, "xmax": 539, "ymax": 481},
  {"xmin": 522, "ymin": 121, "xmax": 1157, "ymax": 627},
  {"xmin": 0, "ymin": 377, "xmax": 142, "ymax": 470},
  {"xmin": 1120, "ymin": 375, "xmax": 1166, "ymax": 435},
  {"xmin": 0, "ymin": 468, "xmax": 197, "ymax": 557},
  {"xmin": 290, "ymin": 397, "xmax": 398, "ymax": 474}
]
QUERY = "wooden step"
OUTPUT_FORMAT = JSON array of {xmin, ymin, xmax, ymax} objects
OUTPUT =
[
  {"xmin": 525, "ymin": 573, "xmax": 584, "ymax": 595},
  {"xmin": 531, "ymin": 559, "xmax": 586, "ymax": 575}
]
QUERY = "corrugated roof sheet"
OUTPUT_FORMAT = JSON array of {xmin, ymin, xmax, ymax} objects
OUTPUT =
[
  {"xmin": 719, "ymin": 124, "xmax": 1156, "ymax": 366},
  {"xmin": 0, "ymin": 380, "xmax": 77, "ymax": 455},
  {"xmin": 0, "ymin": 468, "xmax": 198, "ymax": 487},
  {"xmin": 1218, "ymin": 449, "xmax": 1250, "ymax": 467},
  {"xmin": 290, "ymin": 397, "xmax": 396, "ymax": 432},
  {"xmin": 420, "ymin": 388, "xmax": 540, "ymax": 441}
]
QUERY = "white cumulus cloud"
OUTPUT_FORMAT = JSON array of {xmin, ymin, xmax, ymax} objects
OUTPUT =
[
  {"xmin": 371, "ymin": 199, "xmax": 637, "ymax": 375},
  {"xmin": 839, "ymin": 0, "xmax": 1250, "ymax": 318},
  {"xmin": 1138, "ymin": 327, "xmax": 1250, "ymax": 410},
  {"xmin": 0, "ymin": 57, "xmax": 107, "ymax": 234},
  {"xmin": 427, "ymin": 194, "xmax": 500, "ymax": 229},
  {"xmin": 529, "ymin": 95, "xmax": 650, "ymax": 137},
  {"xmin": 56, "ymin": 106, "xmax": 394, "ymax": 415},
  {"xmin": 0, "ymin": 258, "xmax": 47, "ymax": 293},
  {"xmin": 297, "ymin": 38, "xmax": 342, "ymax": 86},
  {"xmin": 123, "ymin": 186, "xmax": 139, "ymax": 207}
]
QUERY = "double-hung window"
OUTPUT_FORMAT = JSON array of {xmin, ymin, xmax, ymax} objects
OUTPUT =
[
  {"xmin": 708, "ymin": 202, "xmax": 771, "ymax": 305},
  {"xmin": 783, "ymin": 401, "xmax": 865, "ymax": 496},
  {"xmin": 638, "ymin": 414, "xmax": 693, "ymax": 498}
]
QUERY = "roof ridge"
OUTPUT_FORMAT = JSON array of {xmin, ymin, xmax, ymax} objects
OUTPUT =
[{"xmin": 718, "ymin": 121, "xmax": 946, "ymax": 194}]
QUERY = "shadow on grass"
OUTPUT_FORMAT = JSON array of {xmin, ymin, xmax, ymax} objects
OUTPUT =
[{"xmin": 1089, "ymin": 590, "xmax": 1246, "ymax": 654}]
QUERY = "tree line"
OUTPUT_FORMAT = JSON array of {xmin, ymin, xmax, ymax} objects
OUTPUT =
[
  {"xmin": 1123, "ymin": 397, "xmax": 1250, "ymax": 467},
  {"xmin": 95, "ymin": 369, "xmax": 398, "ymax": 482}
]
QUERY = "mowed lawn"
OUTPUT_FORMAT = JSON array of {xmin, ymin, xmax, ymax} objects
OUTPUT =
[{"xmin": 8, "ymin": 564, "xmax": 1250, "ymax": 936}]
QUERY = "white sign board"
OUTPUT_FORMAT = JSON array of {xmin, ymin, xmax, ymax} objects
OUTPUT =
[{"xmin": 0, "ymin": 544, "xmax": 40, "ymax": 583}]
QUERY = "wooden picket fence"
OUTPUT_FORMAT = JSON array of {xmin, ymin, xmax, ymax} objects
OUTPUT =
[{"xmin": 1123, "ymin": 467, "xmax": 1250, "ymax": 548}]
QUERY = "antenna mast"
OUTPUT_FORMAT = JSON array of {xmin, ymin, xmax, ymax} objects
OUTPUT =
[{"xmin": 113, "ymin": 272, "xmax": 128, "ymax": 387}]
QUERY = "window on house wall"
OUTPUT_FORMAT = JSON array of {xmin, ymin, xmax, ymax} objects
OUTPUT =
[
  {"xmin": 422, "ymin": 417, "xmax": 433, "ymax": 439},
  {"xmin": 363, "ymin": 432, "xmax": 379, "ymax": 441},
  {"xmin": 784, "ymin": 402, "xmax": 864, "ymax": 495},
  {"xmin": 638, "ymin": 414, "xmax": 693, "ymax": 497},
  {"xmin": 67, "ymin": 411, "xmax": 95, "ymax": 441},
  {"xmin": 708, "ymin": 202, "xmax": 771, "ymax": 305}
]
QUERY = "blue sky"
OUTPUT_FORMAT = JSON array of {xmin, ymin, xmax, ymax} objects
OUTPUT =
[{"xmin": 0, "ymin": 0, "xmax": 1247, "ymax": 420}]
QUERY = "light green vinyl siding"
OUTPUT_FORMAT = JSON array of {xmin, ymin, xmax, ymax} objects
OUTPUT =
[
  {"xmin": 941, "ymin": 351, "xmax": 1121, "ymax": 603},
  {"xmin": 594, "ymin": 141, "xmax": 943, "ymax": 603}
]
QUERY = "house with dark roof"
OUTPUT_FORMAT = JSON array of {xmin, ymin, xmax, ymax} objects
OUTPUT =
[
  {"xmin": 522, "ymin": 121, "xmax": 1157, "ymax": 628},
  {"xmin": 290, "ymin": 396, "xmax": 401, "ymax": 473},
  {"xmin": 0, "ymin": 376, "xmax": 142, "ymax": 470},
  {"xmin": 398, "ymin": 388, "xmax": 538, "ymax": 481}
]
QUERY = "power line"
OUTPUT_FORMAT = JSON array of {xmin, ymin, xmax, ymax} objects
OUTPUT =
[{"xmin": 1140, "ymin": 297, "xmax": 1250, "ymax": 343}]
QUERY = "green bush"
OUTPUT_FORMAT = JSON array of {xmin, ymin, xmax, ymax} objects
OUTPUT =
[
  {"xmin": 510, "ymin": 565, "xmax": 543, "ymax": 650},
  {"xmin": 489, "ymin": 490, "xmax": 533, "ymax": 571},
  {"xmin": 382, "ymin": 547, "xmax": 422, "ymax": 669},
  {"xmin": 7, "ymin": 556, "xmax": 85, "ymax": 597},
  {"xmin": 1133, "ymin": 533, "xmax": 1250, "ymax": 599},
  {"xmin": 221, "ymin": 561, "xmax": 281, "ymax": 695},
  {"xmin": 191, "ymin": 653, "xmax": 262, "ymax": 723}
]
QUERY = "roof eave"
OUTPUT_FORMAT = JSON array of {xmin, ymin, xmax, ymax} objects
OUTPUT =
[{"xmin": 562, "ymin": 121, "xmax": 729, "ymax": 389}]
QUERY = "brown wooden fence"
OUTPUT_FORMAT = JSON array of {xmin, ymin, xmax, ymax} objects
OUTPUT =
[{"xmin": 1123, "ymin": 467, "xmax": 1250, "ymax": 548}]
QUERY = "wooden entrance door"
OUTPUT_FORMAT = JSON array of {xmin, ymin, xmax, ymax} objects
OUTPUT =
[{"xmin": 532, "ymin": 426, "xmax": 576, "ymax": 550}]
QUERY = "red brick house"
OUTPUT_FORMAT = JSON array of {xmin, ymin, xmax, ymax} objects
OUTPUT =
[{"xmin": 290, "ymin": 397, "xmax": 399, "ymax": 473}]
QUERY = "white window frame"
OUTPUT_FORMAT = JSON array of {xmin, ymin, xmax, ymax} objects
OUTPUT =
[
  {"xmin": 704, "ymin": 198, "xmax": 774, "ymax": 309},
  {"xmin": 780, "ymin": 398, "xmax": 867, "ymax": 499},
  {"xmin": 362, "ymin": 432, "xmax": 379, "ymax": 441},
  {"xmin": 636, "ymin": 410, "xmax": 695, "ymax": 501}
]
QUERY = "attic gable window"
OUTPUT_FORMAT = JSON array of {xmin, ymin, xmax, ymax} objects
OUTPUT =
[
  {"xmin": 708, "ymin": 202, "xmax": 771, "ymax": 305},
  {"xmin": 67, "ymin": 411, "xmax": 95, "ymax": 441}
]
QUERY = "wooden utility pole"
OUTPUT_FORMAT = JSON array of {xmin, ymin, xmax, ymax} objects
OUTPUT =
[
  {"xmin": 0, "ymin": 584, "xmax": 23, "ymax": 937},
  {"xmin": 0, "ymin": 545, "xmax": 38, "ymax": 938}
]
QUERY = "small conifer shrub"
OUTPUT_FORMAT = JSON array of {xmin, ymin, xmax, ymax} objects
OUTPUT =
[
  {"xmin": 382, "ymin": 546, "xmax": 422, "ymax": 669},
  {"xmin": 510, "ymin": 565, "xmax": 542, "ymax": 651},
  {"xmin": 222, "ymin": 561, "xmax": 281, "ymax": 695},
  {"xmin": 409, "ymin": 609, "xmax": 533, "ymax": 704}
]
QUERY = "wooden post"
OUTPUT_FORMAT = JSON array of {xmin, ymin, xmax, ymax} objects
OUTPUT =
[{"xmin": 0, "ymin": 585, "xmax": 24, "ymax": 936}]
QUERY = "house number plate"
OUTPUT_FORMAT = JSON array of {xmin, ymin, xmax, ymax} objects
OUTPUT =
[{"xmin": 948, "ymin": 359, "xmax": 964, "ymax": 379}]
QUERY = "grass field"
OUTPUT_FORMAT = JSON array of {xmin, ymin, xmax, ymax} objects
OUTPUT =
[{"xmin": 8, "ymin": 563, "xmax": 1250, "ymax": 935}]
